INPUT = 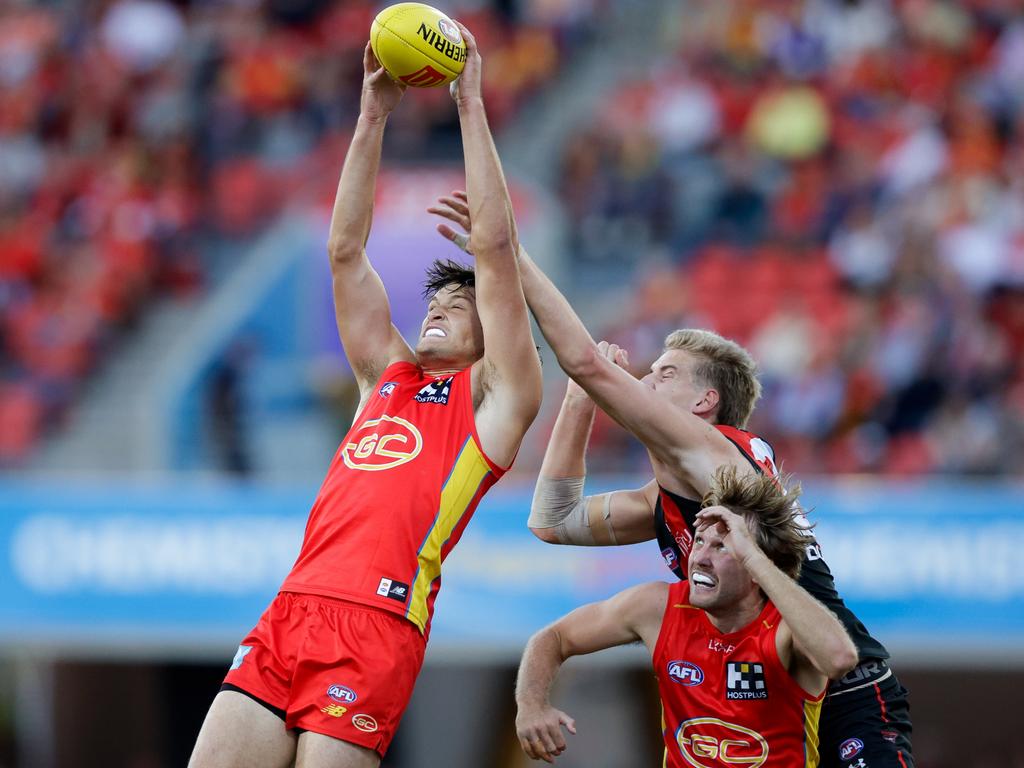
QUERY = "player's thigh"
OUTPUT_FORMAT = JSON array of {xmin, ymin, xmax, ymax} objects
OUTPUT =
[
  {"xmin": 296, "ymin": 731, "xmax": 380, "ymax": 768},
  {"xmin": 189, "ymin": 690, "xmax": 297, "ymax": 768}
]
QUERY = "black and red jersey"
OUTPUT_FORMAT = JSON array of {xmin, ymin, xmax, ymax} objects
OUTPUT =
[{"xmin": 653, "ymin": 424, "xmax": 889, "ymax": 664}]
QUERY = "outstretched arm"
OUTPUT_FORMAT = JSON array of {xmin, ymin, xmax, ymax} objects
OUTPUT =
[
  {"xmin": 695, "ymin": 507, "xmax": 858, "ymax": 689},
  {"xmin": 327, "ymin": 44, "xmax": 415, "ymax": 397},
  {"xmin": 515, "ymin": 249, "xmax": 741, "ymax": 488},
  {"xmin": 429, "ymin": 194, "xmax": 741, "ymax": 494},
  {"xmin": 515, "ymin": 582, "xmax": 666, "ymax": 763},
  {"xmin": 453, "ymin": 23, "xmax": 542, "ymax": 466}
]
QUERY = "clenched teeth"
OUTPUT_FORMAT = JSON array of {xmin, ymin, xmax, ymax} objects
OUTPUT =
[{"xmin": 691, "ymin": 572, "xmax": 716, "ymax": 587}]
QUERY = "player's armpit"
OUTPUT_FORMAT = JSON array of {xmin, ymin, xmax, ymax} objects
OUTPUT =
[
  {"xmin": 329, "ymin": 252, "xmax": 414, "ymax": 390},
  {"xmin": 472, "ymin": 351, "xmax": 542, "ymax": 468}
]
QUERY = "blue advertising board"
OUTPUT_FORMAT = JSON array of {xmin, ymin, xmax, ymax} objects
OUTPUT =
[{"xmin": 0, "ymin": 477, "xmax": 1021, "ymax": 663}]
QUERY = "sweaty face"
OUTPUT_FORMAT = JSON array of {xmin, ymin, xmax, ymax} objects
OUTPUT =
[
  {"xmin": 641, "ymin": 349, "xmax": 714, "ymax": 416},
  {"xmin": 415, "ymin": 285, "xmax": 484, "ymax": 369},
  {"xmin": 687, "ymin": 511, "xmax": 758, "ymax": 612}
]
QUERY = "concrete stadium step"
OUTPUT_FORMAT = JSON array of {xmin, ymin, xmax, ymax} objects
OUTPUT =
[{"xmin": 29, "ymin": 298, "xmax": 201, "ymax": 473}]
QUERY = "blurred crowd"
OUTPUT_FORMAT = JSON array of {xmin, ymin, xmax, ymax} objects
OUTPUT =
[
  {"xmin": 566, "ymin": 0, "xmax": 1024, "ymax": 476},
  {"xmin": 0, "ymin": 0, "xmax": 584, "ymax": 465}
]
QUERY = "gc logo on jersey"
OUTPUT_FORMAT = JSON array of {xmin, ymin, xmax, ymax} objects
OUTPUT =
[
  {"xmin": 414, "ymin": 377, "xmax": 453, "ymax": 405},
  {"xmin": 341, "ymin": 415, "xmax": 423, "ymax": 471},
  {"xmin": 676, "ymin": 717, "xmax": 769, "ymax": 767},
  {"xmin": 667, "ymin": 660, "xmax": 704, "ymax": 686},
  {"xmin": 726, "ymin": 662, "xmax": 768, "ymax": 700}
]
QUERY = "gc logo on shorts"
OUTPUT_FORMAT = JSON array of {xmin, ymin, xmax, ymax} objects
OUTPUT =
[{"xmin": 352, "ymin": 714, "xmax": 378, "ymax": 733}]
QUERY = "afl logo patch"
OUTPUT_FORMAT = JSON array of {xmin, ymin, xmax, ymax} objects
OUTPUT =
[
  {"xmin": 379, "ymin": 382, "xmax": 397, "ymax": 399},
  {"xmin": 327, "ymin": 684, "xmax": 357, "ymax": 704},
  {"xmin": 341, "ymin": 415, "xmax": 423, "ymax": 471},
  {"xmin": 667, "ymin": 660, "xmax": 704, "ymax": 686},
  {"xmin": 661, "ymin": 547, "xmax": 678, "ymax": 570},
  {"xmin": 839, "ymin": 738, "xmax": 864, "ymax": 760}
]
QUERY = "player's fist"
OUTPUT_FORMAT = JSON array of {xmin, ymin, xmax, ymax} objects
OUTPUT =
[{"xmin": 516, "ymin": 704, "xmax": 577, "ymax": 763}]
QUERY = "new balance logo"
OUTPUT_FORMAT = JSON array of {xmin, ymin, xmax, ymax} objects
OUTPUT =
[
  {"xmin": 377, "ymin": 577, "xmax": 410, "ymax": 603},
  {"xmin": 400, "ymin": 65, "xmax": 446, "ymax": 87}
]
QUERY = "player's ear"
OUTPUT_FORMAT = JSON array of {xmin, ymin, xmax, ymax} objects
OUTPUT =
[{"xmin": 694, "ymin": 388, "xmax": 719, "ymax": 417}]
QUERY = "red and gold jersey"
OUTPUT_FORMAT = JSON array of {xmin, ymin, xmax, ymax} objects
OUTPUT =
[
  {"xmin": 281, "ymin": 361, "xmax": 506, "ymax": 636},
  {"xmin": 653, "ymin": 581, "xmax": 824, "ymax": 768}
]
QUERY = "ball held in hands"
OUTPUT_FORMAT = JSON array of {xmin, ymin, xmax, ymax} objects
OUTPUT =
[{"xmin": 370, "ymin": 3, "xmax": 466, "ymax": 88}]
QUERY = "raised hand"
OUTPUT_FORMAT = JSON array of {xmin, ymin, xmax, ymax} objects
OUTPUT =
[
  {"xmin": 360, "ymin": 42, "xmax": 406, "ymax": 123},
  {"xmin": 597, "ymin": 340, "xmax": 630, "ymax": 372},
  {"xmin": 516, "ymin": 704, "xmax": 577, "ymax": 763},
  {"xmin": 564, "ymin": 340, "xmax": 628, "ymax": 400},
  {"xmin": 695, "ymin": 506, "xmax": 762, "ymax": 568},
  {"xmin": 449, "ymin": 21, "xmax": 482, "ymax": 108},
  {"xmin": 428, "ymin": 189, "xmax": 473, "ymax": 254}
]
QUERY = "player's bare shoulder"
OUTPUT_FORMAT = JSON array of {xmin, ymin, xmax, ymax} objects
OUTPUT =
[{"xmin": 617, "ymin": 581, "xmax": 670, "ymax": 648}]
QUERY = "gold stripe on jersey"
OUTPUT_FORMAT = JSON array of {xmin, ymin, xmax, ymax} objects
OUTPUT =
[
  {"xmin": 803, "ymin": 697, "xmax": 823, "ymax": 767},
  {"xmin": 661, "ymin": 705, "xmax": 668, "ymax": 768},
  {"xmin": 406, "ymin": 436, "xmax": 492, "ymax": 632}
]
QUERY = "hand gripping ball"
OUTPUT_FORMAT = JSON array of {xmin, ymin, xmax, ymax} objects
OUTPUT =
[{"xmin": 370, "ymin": 3, "xmax": 466, "ymax": 88}]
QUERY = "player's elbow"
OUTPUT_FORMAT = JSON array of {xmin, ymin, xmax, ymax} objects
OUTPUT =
[
  {"xmin": 327, "ymin": 241, "xmax": 361, "ymax": 269},
  {"xmin": 529, "ymin": 525, "xmax": 564, "ymax": 545},
  {"xmin": 823, "ymin": 638, "xmax": 859, "ymax": 680},
  {"xmin": 559, "ymin": 343, "xmax": 601, "ymax": 383}
]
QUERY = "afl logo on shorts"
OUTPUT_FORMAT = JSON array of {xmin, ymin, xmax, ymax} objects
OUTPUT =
[
  {"xmin": 352, "ymin": 714, "xmax": 378, "ymax": 733},
  {"xmin": 327, "ymin": 684, "xmax": 358, "ymax": 704},
  {"xmin": 839, "ymin": 738, "xmax": 864, "ymax": 760},
  {"xmin": 341, "ymin": 415, "xmax": 423, "ymax": 471}
]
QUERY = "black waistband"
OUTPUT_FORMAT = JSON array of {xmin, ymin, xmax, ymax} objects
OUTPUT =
[{"xmin": 220, "ymin": 682, "xmax": 287, "ymax": 720}]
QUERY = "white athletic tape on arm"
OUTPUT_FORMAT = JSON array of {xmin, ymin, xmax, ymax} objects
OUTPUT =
[
  {"xmin": 529, "ymin": 477, "xmax": 618, "ymax": 546},
  {"xmin": 529, "ymin": 476, "xmax": 585, "ymax": 529}
]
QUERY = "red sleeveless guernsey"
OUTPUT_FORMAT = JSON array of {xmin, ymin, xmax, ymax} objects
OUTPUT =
[
  {"xmin": 653, "ymin": 581, "xmax": 824, "ymax": 768},
  {"xmin": 281, "ymin": 361, "xmax": 506, "ymax": 636}
]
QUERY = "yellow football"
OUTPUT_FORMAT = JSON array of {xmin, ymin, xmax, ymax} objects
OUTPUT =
[{"xmin": 370, "ymin": 3, "xmax": 466, "ymax": 88}]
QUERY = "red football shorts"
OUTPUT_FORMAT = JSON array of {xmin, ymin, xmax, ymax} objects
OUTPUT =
[{"xmin": 222, "ymin": 591, "xmax": 426, "ymax": 756}]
